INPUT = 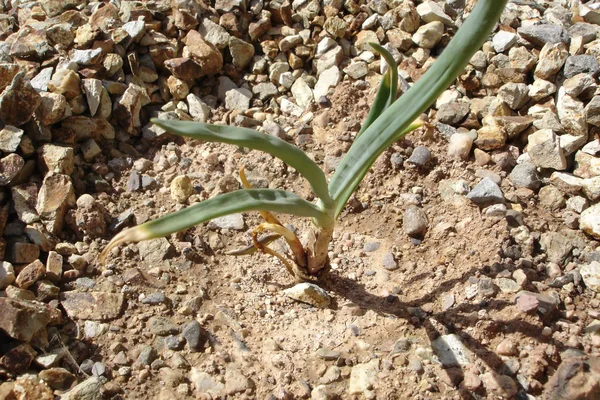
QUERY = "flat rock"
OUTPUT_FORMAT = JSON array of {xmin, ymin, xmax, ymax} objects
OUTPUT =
[
  {"xmin": 0, "ymin": 125, "xmax": 24, "ymax": 153},
  {"xmin": 432, "ymin": 334, "xmax": 473, "ymax": 367},
  {"xmin": 283, "ymin": 283, "xmax": 330, "ymax": 308},
  {"xmin": 208, "ymin": 214, "xmax": 245, "ymax": 230},
  {"xmin": 60, "ymin": 292, "xmax": 124, "ymax": 321},
  {"xmin": 348, "ymin": 359, "xmax": 379, "ymax": 395},
  {"xmin": 527, "ymin": 129, "xmax": 567, "ymax": 170},
  {"xmin": 518, "ymin": 24, "xmax": 569, "ymax": 47},
  {"xmin": 137, "ymin": 237, "xmax": 172, "ymax": 263},
  {"xmin": 60, "ymin": 377, "xmax": 102, "ymax": 400}
]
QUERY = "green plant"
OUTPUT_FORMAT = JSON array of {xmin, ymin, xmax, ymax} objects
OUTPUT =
[{"xmin": 102, "ymin": 0, "xmax": 508, "ymax": 279}]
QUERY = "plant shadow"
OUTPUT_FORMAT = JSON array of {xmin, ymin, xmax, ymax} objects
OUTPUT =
[{"xmin": 321, "ymin": 268, "xmax": 563, "ymax": 399}]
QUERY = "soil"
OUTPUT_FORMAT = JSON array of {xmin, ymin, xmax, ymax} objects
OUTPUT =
[{"xmin": 86, "ymin": 80, "xmax": 597, "ymax": 399}]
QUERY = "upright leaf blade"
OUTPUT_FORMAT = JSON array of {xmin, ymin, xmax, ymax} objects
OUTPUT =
[
  {"xmin": 329, "ymin": 0, "xmax": 508, "ymax": 217},
  {"xmin": 152, "ymin": 119, "xmax": 335, "ymax": 211},
  {"xmin": 357, "ymin": 43, "xmax": 399, "ymax": 138}
]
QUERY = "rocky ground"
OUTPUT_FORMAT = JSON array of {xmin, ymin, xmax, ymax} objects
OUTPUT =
[{"xmin": 2, "ymin": 0, "xmax": 600, "ymax": 399}]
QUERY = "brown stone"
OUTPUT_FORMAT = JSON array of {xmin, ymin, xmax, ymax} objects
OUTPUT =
[
  {"xmin": 113, "ymin": 83, "xmax": 150, "ymax": 133},
  {"xmin": 54, "ymin": 116, "xmax": 115, "ymax": 142},
  {"xmin": 544, "ymin": 357, "xmax": 600, "ymax": 400},
  {"xmin": 183, "ymin": 30, "xmax": 223, "ymax": 76},
  {"xmin": 0, "ymin": 72, "xmax": 41, "ymax": 126},
  {"xmin": 37, "ymin": 92, "xmax": 70, "ymax": 125},
  {"xmin": 0, "ymin": 298, "xmax": 51, "ymax": 342},
  {"xmin": 474, "ymin": 125, "xmax": 507, "ymax": 150},
  {"xmin": 60, "ymin": 292, "xmax": 125, "ymax": 321},
  {"xmin": 38, "ymin": 144, "xmax": 75, "ymax": 175},
  {"xmin": 36, "ymin": 174, "xmax": 76, "ymax": 235},
  {"xmin": 0, "ymin": 343, "xmax": 37, "ymax": 373},
  {"xmin": 0, "ymin": 153, "xmax": 25, "ymax": 185},
  {"xmin": 16, "ymin": 259, "xmax": 45, "ymax": 289},
  {"xmin": 11, "ymin": 376, "xmax": 53, "ymax": 400},
  {"xmin": 45, "ymin": 251, "xmax": 63, "ymax": 283},
  {"xmin": 48, "ymin": 69, "xmax": 81, "ymax": 100},
  {"xmin": 0, "ymin": 63, "xmax": 20, "ymax": 92},
  {"xmin": 38, "ymin": 368, "xmax": 76, "ymax": 390},
  {"xmin": 164, "ymin": 57, "xmax": 204, "ymax": 80},
  {"xmin": 6, "ymin": 242, "xmax": 40, "ymax": 264},
  {"xmin": 11, "ymin": 183, "xmax": 40, "ymax": 224}
]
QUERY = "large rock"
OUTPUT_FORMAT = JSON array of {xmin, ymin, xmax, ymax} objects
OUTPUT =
[
  {"xmin": 0, "ymin": 298, "xmax": 51, "ymax": 342},
  {"xmin": 183, "ymin": 30, "xmax": 223, "ymax": 76},
  {"xmin": 432, "ymin": 334, "xmax": 473, "ymax": 367},
  {"xmin": 518, "ymin": 24, "xmax": 569, "ymax": 47},
  {"xmin": 0, "ymin": 72, "xmax": 41, "ymax": 126},
  {"xmin": 527, "ymin": 129, "xmax": 567, "ymax": 170},
  {"xmin": 228, "ymin": 37, "xmax": 255, "ymax": 69},
  {"xmin": 113, "ymin": 83, "xmax": 150, "ymax": 133},
  {"xmin": 412, "ymin": 21, "xmax": 444, "ymax": 49},
  {"xmin": 60, "ymin": 292, "xmax": 124, "ymax": 321},
  {"xmin": 534, "ymin": 42, "xmax": 568, "ymax": 80},
  {"xmin": 581, "ymin": 262, "xmax": 600, "ymax": 292},
  {"xmin": 283, "ymin": 283, "xmax": 330, "ymax": 308},
  {"xmin": 466, "ymin": 178, "xmax": 504, "ymax": 206},
  {"xmin": 544, "ymin": 357, "xmax": 600, "ymax": 400},
  {"xmin": 36, "ymin": 174, "xmax": 76, "ymax": 235}
]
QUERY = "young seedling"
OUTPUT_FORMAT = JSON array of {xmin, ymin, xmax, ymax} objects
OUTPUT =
[{"xmin": 102, "ymin": 0, "xmax": 508, "ymax": 280}]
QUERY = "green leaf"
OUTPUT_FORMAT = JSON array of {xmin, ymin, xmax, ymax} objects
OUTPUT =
[
  {"xmin": 142, "ymin": 189, "xmax": 333, "ymax": 238},
  {"xmin": 329, "ymin": 0, "xmax": 508, "ymax": 217},
  {"xmin": 357, "ymin": 43, "xmax": 398, "ymax": 138},
  {"xmin": 151, "ymin": 119, "xmax": 335, "ymax": 211},
  {"xmin": 101, "ymin": 189, "xmax": 333, "ymax": 262}
]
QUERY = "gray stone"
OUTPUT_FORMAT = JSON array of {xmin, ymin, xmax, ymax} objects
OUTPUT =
[
  {"xmin": 198, "ymin": 18, "xmax": 230, "ymax": 49},
  {"xmin": 564, "ymin": 55, "xmax": 599, "ymax": 79},
  {"xmin": 136, "ymin": 346, "xmax": 156, "ymax": 366},
  {"xmin": 141, "ymin": 292, "xmax": 166, "ymax": 305},
  {"xmin": 518, "ymin": 24, "xmax": 569, "ymax": 47},
  {"xmin": 148, "ymin": 316, "xmax": 179, "ymax": 336},
  {"xmin": 432, "ymin": 334, "xmax": 472, "ymax": 367},
  {"xmin": 436, "ymin": 102, "xmax": 470, "ymax": 125},
  {"xmin": 137, "ymin": 238, "xmax": 172, "ymax": 263},
  {"xmin": 182, "ymin": 320, "xmax": 208, "ymax": 351},
  {"xmin": 466, "ymin": 178, "xmax": 504, "ymax": 207},
  {"xmin": 283, "ymin": 283, "xmax": 330, "ymax": 308},
  {"xmin": 61, "ymin": 377, "xmax": 102, "ymax": 400},
  {"xmin": 252, "ymin": 82, "xmax": 278, "ymax": 101},
  {"xmin": 540, "ymin": 232, "xmax": 573, "ymax": 265},
  {"xmin": 527, "ymin": 129, "xmax": 567, "ymax": 170},
  {"xmin": 403, "ymin": 205, "xmax": 428, "ymax": 237},
  {"xmin": 585, "ymin": 96, "xmax": 600, "ymax": 127},
  {"xmin": 224, "ymin": 88, "xmax": 252, "ymax": 111},
  {"xmin": 70, "ymin": 48, "xmax": 103, "ymax": 65},
  {"xmin": 509, "ymin": 162, "xmax": 540, "ymax": 190},
  {"xmin": 381, "ymin": 252, "xmax": 397, "ymax": 271},
  {"xmin": 407, "ymin": 146, "xmax": 431, "ymax": 167},
  {"xmin": 208, "ymin": 214, "xmax": 245, "ymax": 230}
]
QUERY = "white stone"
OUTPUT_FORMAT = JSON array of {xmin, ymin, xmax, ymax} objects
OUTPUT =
[
  {"xmin": 493, "ymin": 30, "xmax": 518, "ymax": 53},
  {"xmin": 416, "ymin": 1, "xmax": 452, "ymax": 25},
  {"xmin": 313, "ymin": 66, "xmax": 341, "ymax": 99},
  {"xmin": 348, "ymin": 359, "xmax": 379, "ymax": 396},
  {"xmin": 186, "ymin": 94, "xmax": 211, "ymax": 122},
  {"xmin": 0, "ymin": 261, "xmax": 15, "ymax": 289},
  {"xmin": 280, "ymin": 98, "xmax": 304, "ymax": 117},
  {"xmin": 432, "ymin": 334, "xmax": 473, "ymax": 367},
  {"xmin": 448, "ymin": 132, "xmax": 474, "ymax": 160},
  {"xmin": 208, "ymin": 214, "xmax": 245, "ymax": 230},
  {"xmin": 560, "ymin": 134, "xmax": 587, "ymax": 156},
  {"xmin": 580, "ymin": 203, "xmax": 600, "ymax": 239},
  {"xmin": 283, "ymin": 283, "xmax": 330, "ymax": 308},
  {"xmin": 412, "ymin": 21, "xmax": 444, "ymax": 49},
  {"xmin": 291, "ymin": 78, "xmax": 314, "ymax": 108},
  {"xmin": 224, "ymin": 88, "xmax": 252, "ymax": 111},
  {"xmin": 581, "ymin": 261, "xmax": 600, "ymax": 292}
]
